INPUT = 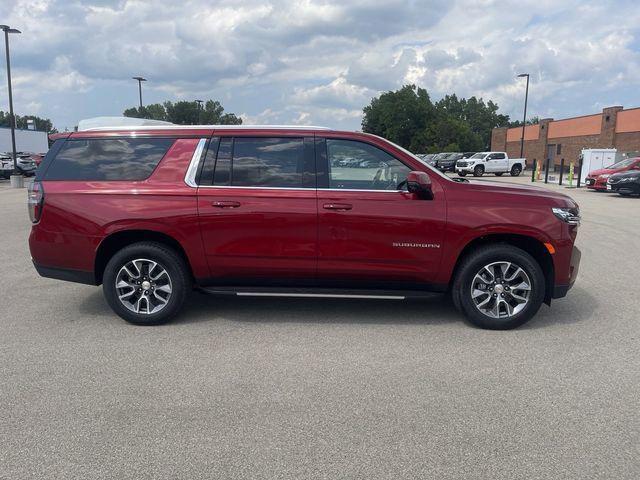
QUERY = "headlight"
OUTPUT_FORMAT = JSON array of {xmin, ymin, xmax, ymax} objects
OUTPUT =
[{"xmin": 552, "ymin": 207, "xmax": 580, "ymax": 225}]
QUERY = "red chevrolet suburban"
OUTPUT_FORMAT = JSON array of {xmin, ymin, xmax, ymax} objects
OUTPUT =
[{"xmin": 29, "ymin": 124, "xmax": 581, "ymax": 329}]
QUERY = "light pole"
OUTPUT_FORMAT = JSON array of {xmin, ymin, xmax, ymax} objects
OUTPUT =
[
  {"xmin": 517, "ymin": 73, "xmax": 530, "ymax": 158},
  {"xmin": 132, "ymin": 76, "xmax": 146, "ymax": 108},
  {"xmin": 1, "ymin": 25, "xmax": 21, "ymax": 176},
  {"xmin": 195, "ymin": 99, "xmax": 203, "ymax": 124}
]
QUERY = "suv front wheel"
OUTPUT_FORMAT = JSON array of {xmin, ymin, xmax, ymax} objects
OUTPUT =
[
  {"xmin": 102, "ymin": 242, "xmax": 191, "ymax": 325},
  {"xmin": 452, "ymin": 245, "xmax": 545, "ymax": 329}
]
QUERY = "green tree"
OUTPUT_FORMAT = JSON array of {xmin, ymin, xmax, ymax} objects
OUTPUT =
[
  {"xmin": 123, "ymin": 104, "xmax": 167, "ymax": 121},
  {"xmin": 362, "ymin": 85, "xmax": 436, "ymax": 150},
  {"xmin": 435, "ymin": 94, "xmax": 510, "ymax": 149},
  {"xmin": 362, "ymin": 86, "xmax": 511, "ymax": 153},
  {"xmin": 508, "ymin": 116, "xmax": 540, "ymax": 128},
  {"xmin": 123, "ymin": 99, "xmax": 242, "ymax": 125}
]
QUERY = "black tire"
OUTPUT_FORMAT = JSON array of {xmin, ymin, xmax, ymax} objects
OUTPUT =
[
  {"xmin": 473, "ymin": 165, "xmax": 484, "ymax": 177},
  {"xmin": 510, "ymin": 164, "xmax": 522, "ymax": 176},
  {"xmin": 102, "ymin": 242, "xmax": 191, "ymax": 325},
  {"xmin": 451, "ymin": 244, "xmax": 545, "ymax": 330},
  {"xmin": 495, "ymin": 172, "xmax": 503, "ymax": 177},
  {"xmin": 458, "ymin": 172, "xmax": 467, "ymax": 177}
]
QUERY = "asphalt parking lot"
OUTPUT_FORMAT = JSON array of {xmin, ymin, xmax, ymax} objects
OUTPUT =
[{"xmin": 1, "ymin": 176, "xmax": 638, "ymax": 479}]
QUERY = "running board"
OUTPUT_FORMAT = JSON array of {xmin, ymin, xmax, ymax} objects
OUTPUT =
[{"xmin": 198, "ymin": 286, "xmax": 440, "ymax": 300}]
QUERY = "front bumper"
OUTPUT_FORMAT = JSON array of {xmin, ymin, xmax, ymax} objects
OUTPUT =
[
  {"xmin": 552, "ymin": 246, "xmax": 581, "ymax": 299},
  {"xmin": 585, "ymin": 178, "xmax": 607, "ymax": 190},
  {"xmin": 607, "ymin": 181, "xmax": 640, "ymax": 195}
]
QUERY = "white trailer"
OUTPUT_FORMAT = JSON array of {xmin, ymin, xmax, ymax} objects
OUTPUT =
[
  {"xmin": 579, "ymin": 149, "xmax": 618, "ymax": 180},
  {"xmin": 0, "ymin": 127, "xmax": 49, "ymax": 155}
]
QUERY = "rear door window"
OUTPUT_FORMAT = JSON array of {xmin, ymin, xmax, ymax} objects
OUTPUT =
[
  {"xmin": 44, "ymin": 137, "xmax": 174, "ymax": 181},
  {"xmin": 211, "ymin": 137, "xmax": 311, "ymax": 188}
]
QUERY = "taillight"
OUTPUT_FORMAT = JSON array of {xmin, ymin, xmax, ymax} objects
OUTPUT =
[{"xmin": 28, "ymin": 181, "xmax": 44, "ymax": 223}]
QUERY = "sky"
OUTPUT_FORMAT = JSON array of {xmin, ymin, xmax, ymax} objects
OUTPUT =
[{"xmin": 0, "ymin": 0, "xmax": 639, "ymax": 131}]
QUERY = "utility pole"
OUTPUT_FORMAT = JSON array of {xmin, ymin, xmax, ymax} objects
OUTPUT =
[
  {"xmin": 195, "ymin": 99, "xmax": 203, "ymax": 124},
  {"xmin": 517, "ymin": 73, "xmax": 530, "ymax": 158},
  {"xmin": 132, "ymin": 76, "xmax": 147, "ymax": 108},
  {"xmin": 1, "ymin": 25, "xmax": 21, "ymax": 175}
]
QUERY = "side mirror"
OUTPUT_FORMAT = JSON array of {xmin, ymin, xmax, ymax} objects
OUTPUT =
[{"xmin": 406, "ymin": 171, "xmax": 433, "ymax": 200}]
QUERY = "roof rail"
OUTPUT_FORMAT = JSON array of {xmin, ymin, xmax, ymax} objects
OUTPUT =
[
  {"xmin": 77, "ymin": 116, "xmax": 174, "ymax": 131},
  {"xmin": 79, "ymin": 124, "xmax": 332, "ymax": 132}
]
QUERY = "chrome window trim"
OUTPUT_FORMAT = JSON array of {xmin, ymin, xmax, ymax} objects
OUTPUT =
[
  {"xmin": 184, "ymin": 138, "xmax": 208, "ymax": 187},
  {"xmin": 194, "ymin": 185, "xmax": 404, "ymax": 193}
]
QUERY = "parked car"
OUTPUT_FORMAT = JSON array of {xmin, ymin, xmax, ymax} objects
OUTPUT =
[
  {"xmin": 13, "ymin": 152, "xmax": 38, "ymax": 176},
  {"xmin": 436, "ymin": 153, "xmax": 463, "ymax": 172},
  {"xmin": 585, "ymin": 157, "xmax": 640, "ymax": 191},
  {"xmin": 607, "ymin": 170, "xmax": 640, "ymax": 196},
  {"xmin": 29, "ymin": 122, "xmax": 581, "ymax": 330},
  {"xmin": 456, "ymin": 152, "xmax": 526, "ymax": 177},
  {"xmin": 416, "ymin": 154, "xmax": 436, "ymax": 166},
  {"xmin": 0, "ymin": 153, "xmax": 12, "ymax": 179}
]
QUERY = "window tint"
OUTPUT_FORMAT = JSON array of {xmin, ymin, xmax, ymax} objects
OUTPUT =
[
  {"xmin": 493, "ymin": 153, "xmax": 506, "ymax": 159},
  {"xmin": 213, "ymin": 137, "xmax": 305, "ymax": 188},
  {"xmin": 327, "ymin": 139, "xmax": 411, "ymax": 190},
  {"xmin": 45, "ymin": 138, "xmax": 174, "ymax": 181}
]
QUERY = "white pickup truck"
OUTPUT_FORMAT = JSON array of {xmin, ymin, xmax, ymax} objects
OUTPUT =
[{"xmin": 455, "ymin": 152, "xmax": 526, "ymax": 177}]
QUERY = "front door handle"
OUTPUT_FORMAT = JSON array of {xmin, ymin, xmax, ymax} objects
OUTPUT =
[
  {"xmin": 212, "ymin": 200, "xmax": 241, "ymax": 208},
  {"xmin": 323, "ymin": 203, "xmax": 352, "ymax": 211}
]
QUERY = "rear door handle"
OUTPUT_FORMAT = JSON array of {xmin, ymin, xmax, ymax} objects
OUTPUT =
[
  {"xmin": 212, "ymin": 201, "xmax": 241, "ymax": 208},
  {"xmin": 323, "ymin": 203, "xmax": 352, "ymax": 211}
]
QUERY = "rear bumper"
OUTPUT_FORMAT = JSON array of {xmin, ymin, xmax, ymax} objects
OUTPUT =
[
  {"xmin": 33, "ymin": 261, "xmax": 97, "ymax": 286},
  {"xmin": 552, "ymin": 246, "xmax": 581, "ymax": 299}
]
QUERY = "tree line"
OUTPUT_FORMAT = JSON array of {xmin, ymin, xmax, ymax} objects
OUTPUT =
[
  {"xmin": 362, "ymin": 84, "xmax": 525, "ymax": 153},
  {"xmin": 123, "ymin": 100, "xmax": 242, "ymax": 125},
  {"xmin": 0, "ymin": 111, "xmax": 56, "ymax": 133}
]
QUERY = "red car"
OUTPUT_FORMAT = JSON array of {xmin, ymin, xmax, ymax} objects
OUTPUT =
[
  {"xmin": 29, "ymin": 124, "xmax": 581, "ymax": 330},
  {"xmin": 585, "ymin": 157, "xmax": 640, "ymax": 190}
]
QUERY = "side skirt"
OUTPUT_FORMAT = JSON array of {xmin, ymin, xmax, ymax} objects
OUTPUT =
[{"xmin": 197, "ymin": 285, "xmax": 445, "ymax": 300}]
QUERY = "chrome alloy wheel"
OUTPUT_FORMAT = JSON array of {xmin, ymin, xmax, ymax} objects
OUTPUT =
[
  {"xmin": 115, "ymin": 258, "xmax": 172, "ymax": 315},
  {"xmin": 470, "ymin": 261, "xmax": 532, "ymax": 319}
]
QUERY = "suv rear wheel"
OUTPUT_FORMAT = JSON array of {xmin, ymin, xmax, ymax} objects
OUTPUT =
[
  {"xmin": 102, "ymin": 242, "xmax": 191, "ymax": 325},
  {"xmin": 510, "ymin": 164, "xmax": 522, "ymax": 176},
  {"xmin": 473, "ymin": 165, "xmax": 484, "ymax": 177},
  {"xmin": 452, "ymin": 245, "xmax": 545, "ymax": 329}
]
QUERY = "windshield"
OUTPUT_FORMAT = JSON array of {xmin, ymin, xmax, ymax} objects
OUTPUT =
[
  {"xmin": 605, "ymin": 157, "xmax": 636, "ymax": 169},
  {"xmin": 470, "ymin": 153, "xmax": 487, "ymax": 159}
]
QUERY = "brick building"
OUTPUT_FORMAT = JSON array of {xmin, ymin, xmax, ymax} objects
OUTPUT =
[{"xmin": 491, "ymin": 106, "xmax": 640, "ymax": 168}]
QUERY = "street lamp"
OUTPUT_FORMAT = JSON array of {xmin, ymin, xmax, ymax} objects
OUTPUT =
[
  {"xmin": 517, "ymin": 73, "xmax": 530, "ymax": 158},
  {"xmin": 195, "ymin": 99, "xmax": 203, "ymax": 124},
  {"xmin": 132, "ymin": 76, "xmax": 147, "ymax": 108},
  {"xmin": 1, "ymin": 25, "xmax": 21, "ymax": 177}
]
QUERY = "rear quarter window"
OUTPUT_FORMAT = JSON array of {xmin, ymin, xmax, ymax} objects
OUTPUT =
[{"xmin": 44, "ymin": 137, "xmax": 175, "ymax": 181}]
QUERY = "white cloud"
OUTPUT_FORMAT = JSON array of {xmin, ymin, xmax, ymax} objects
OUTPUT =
[{"xmin": 0, "ymin": 0, "xmax": 638, "ymax": 130}]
